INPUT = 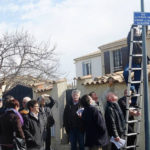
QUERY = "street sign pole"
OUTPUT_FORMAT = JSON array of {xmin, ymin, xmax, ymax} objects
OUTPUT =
[{"xmin": 141, "ymin": 0, "xmax": 150, "ymax": 150}]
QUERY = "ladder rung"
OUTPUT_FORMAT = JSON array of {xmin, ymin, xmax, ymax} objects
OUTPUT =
[
  {"xmin": 129, "ymin": 81, "xmax": 142, "ymax": 84},
  {"xmin": 132, "ymin": 94, "xmax": 141, "ymax": 97},
  {"xmin": 133, "ymin": 106, "xmax": 142, "ymax": 109},
  {"xmin": 132, "ymin": 40, "xmax": 142, "ymax": 43},
  {"xmin": 127, "ymin": 120, "xmax": 140, "ymax": 123},
  {"xmin": 127, "ymin": 94, "xmax": 141, "ymax": 97},
  {"xmin": 126, "ymin": 133, "xmax": 139, "ymax": 136},
  {"xmin": 129, "ymin": 68, "xmax": 142, "ymax": 71},
  {"xmin": 126, "ymin": 107, "xmax": 142, "ymax": 111},
  {"xmin": 133, "ymin": 26, "xmax": 142, "ymax": 29},
  {"xmin": 125, "ymin": 145, "xmax": 139, "ymax": 149},
  {"xmin": 130, "ymin": 54, "xmax": 143, "ymax": 57}
]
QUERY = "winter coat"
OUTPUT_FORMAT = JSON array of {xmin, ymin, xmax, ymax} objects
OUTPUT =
[
  {"xmin": 39, "ymin": 106, "xmax": 55, "ymax": 128},
  {"xmin": 118, "ymin": 96, "xmax": 134, "ymax": 133},
  {"xmin": 82, "ymin": 105, "xmax": 109, "ymax": 147},
  {"xmin": 105, "ymin": 101, "xmax": 125, "ymax": 138},
  {"xmin": 23, "ymin": 113, "xmax": 45, "ymax": 149},
  {"xmin": 63, "ymin": 102, "xmax": 84, "ymax": 134},
  {"xmin": 0, "ymin": 110, "xmax": 25, "ymax": 146}
]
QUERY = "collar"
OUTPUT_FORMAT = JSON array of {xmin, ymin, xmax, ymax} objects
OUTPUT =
[
  {"xmin": 73, "ymin": 101, "xmax": 79, "ymax": 105},
  {"xmin": 30, "ymin": 112, "xmax": 39, "ymax": 120}
]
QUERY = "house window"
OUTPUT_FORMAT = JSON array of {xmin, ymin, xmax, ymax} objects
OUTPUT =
[
  {"xmin": 82, "ymin": 62, "xmax": 91, "ymax": 76},
  {"xmin": 113, "ymin": 49, "xmax": 122, "ymax": 71}
]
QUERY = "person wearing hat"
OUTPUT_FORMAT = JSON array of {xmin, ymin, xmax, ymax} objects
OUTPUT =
[{"xmin": 37, "ymin": 94, "xmax": 55, "ymax": 150}]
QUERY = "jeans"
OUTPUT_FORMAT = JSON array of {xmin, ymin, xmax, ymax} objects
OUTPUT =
[
  {"xmin": 123, "ymin": 64, "xmax": 141, "ymax": 105},
  {"xmin": 69, "ymin": 128, "xmax": 84, "ymax": 150}
]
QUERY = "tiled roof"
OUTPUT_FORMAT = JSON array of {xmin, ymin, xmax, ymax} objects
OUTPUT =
[
  {"xmin": 34, "ymin": 85, "xmax": 53, "ymax": 92},
  {"xmin": 82, "ymin": 71, "xmax": 124, "ymax": 85},
  {"xmin": 74, "ymin": 75, "xmax": 92, "ymax": 80},
  {"xmin": 76, "ymin": 65, "xmax": 150, "ymax": 86},
  {"xmin": 1, "ymin": 75, "xmax": 67, "ymax": 93}
]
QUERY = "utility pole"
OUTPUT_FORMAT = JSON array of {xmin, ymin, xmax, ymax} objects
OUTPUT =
[{"xmin": 140, "ymin": 0, "xmax": 150, "ymax": 150}]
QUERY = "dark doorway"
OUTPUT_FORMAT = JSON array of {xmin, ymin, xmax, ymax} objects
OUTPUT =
[
  {"xmin": 66, "ymin": 89, "xmax": 76, "ymax": 105},
  {"xmin": 3, "ymin": 84, "xmax": 33, "ymax": 103}
]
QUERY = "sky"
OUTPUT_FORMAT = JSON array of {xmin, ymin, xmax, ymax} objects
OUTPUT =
[{"xmin": 0, "ymin": 0, "xmax": 150, "ymax": 82}]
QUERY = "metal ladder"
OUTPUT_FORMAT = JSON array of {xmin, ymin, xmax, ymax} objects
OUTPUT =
[{"xmin": 124, "ymin": 26, "xmax": 143, "ymax": 150}]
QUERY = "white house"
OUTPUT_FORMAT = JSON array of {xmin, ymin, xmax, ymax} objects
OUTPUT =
[
  {"xmin": 74, "ymin": 30, "xmax": 150, "ymax": 78},
  {"xmin": 74, "ymin": 50, "xmax": 102, "ymax": 78}
]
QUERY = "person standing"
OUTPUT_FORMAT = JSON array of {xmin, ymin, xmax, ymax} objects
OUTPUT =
[
  {"xmin": 63, "ymin": 89, "xmax": 84, "ymax": 150},
  {"xmin": 123, "ymin": 25, "xmax": 145, "ymax": 106},
  {"xmin": 37, "ymin": 94, "xmax": 55, "ymax": 150},
  {"xmin": 80, "ymin": 95, "xmax": 108, "ymax": 150},
  {"xmin": 105, "ymin": 92, "xmax": 125, "ymax": 150},
  {"xmin": 0, "ymin": 99, "xmax": 25, "ymax": 150},
  {"xmin": 19, "ymin": 97, "xmax": 31, "ymax": 119},
  {"xmin": 23, "ymin": 100, "xmax": 45, "ymax": 150},
  {"xmin": 89, "ymin": 92, "xmax": 104, "ymax": 116},
  {"xmin": 118, "ymin": 89, "xmax": 140, "ymax": 150}
]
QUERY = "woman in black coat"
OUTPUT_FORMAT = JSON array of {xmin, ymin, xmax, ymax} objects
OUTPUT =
[
  {"xmin": 80, "ymin": 95, "xmax": 109, "ymax": 150},
  {"xmin": 0, "ymin": 99, "xmax": 25, "ymax": 150}
]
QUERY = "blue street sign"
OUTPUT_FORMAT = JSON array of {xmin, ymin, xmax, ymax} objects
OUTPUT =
[{"xmin": 134, "ymin": 12, "xmax": 150, "ymax": 25}]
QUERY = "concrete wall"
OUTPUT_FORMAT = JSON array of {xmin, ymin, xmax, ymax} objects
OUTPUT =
[{"xmin": 75, "ymin": 78, "xmax": 146, "ymax": 150}]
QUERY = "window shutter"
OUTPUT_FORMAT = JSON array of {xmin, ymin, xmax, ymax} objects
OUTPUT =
[
  {"xmin": 104, "ymin": 51, "xmax": 110, "ymax": 74},
  {"xmin": 82, "ymin": 62, "xmax": 86, "ymax": 76},
  {"xmin": 121, "ymin": 47, "xmax": 129, "ymax": 69},
  {"xmin": 89, "ymin": 62, "xmax": 92, "ymax": 74}
]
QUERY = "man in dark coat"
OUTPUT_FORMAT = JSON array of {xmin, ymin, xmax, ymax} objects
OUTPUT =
[
  {"xmin": 37, "ymin": 94, "xmax": 55, "ymax": 150},
  {"xmin": 63, "ymin": 89, "xmax": 84, "ymax": 150},
  {"xmin": 80, "ymin": 95, "xmax": 109, "ymax": 150},
  {"xmin": 23, "ymin": 100, "xmax": 45, "ymax": 150},
  {"xmin": 105, "ymin": 92, "xmax": 125, "ymax": 150},
  {"xmin": 118, "ymin": 89, "xmax": 140, "ymax": 150}
]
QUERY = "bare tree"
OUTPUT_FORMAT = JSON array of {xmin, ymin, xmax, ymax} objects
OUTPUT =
[{"xmin": 0, "ymin": 30, "xmax": 59, "ymax": 92}]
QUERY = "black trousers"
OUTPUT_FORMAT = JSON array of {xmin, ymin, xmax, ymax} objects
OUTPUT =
[
  {"xmin": 1, "ymin": 146, "xmax": 12, "ymax": 150},
  {"xmin": 111, "ymin": 143, "xmax": 119, "ymax": 150},
  {"xmin": 45, "ymin": 127, "xmax": 51, "ymax": 150}
]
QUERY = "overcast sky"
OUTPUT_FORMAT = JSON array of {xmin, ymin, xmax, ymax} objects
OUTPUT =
[{"xmin": 0, "ymin": 0, "xmax": 150, "ymax": 82}]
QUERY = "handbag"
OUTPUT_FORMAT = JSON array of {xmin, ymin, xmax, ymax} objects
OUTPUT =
[{"xmin": 13, "ymin": 132, "xmax": 26, "ymax": 150}]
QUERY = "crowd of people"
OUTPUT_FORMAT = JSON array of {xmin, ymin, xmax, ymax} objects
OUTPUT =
[
  {"xmin": 63, "ymin": 89, "xmax": 141, "ymax": 150},
  {"xmin": 0, "ymin": 95, "xmax": 55, "ymax": 150},
  {"xmin": 0, "ymin": 89, "xmax": 140, "ymax": 150}
]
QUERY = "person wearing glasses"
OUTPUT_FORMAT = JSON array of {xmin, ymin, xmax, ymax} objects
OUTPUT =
[{"xmin": 23, "ymin": 100, "xmax": 45, "ymax": 150}]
